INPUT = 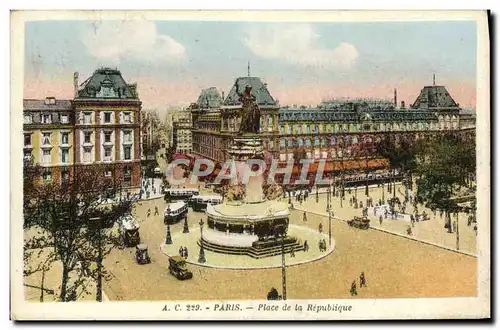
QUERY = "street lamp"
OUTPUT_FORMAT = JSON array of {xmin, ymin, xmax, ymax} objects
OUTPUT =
[
  {"xmin": 328, "ymin": 184, "xmax": 332, "ymax": 246},
  {"xmin": 165, "ymin": 207, "xmax": 173, "ymax": 244},
  {"xmin": 198, "ymin": 219, "xmax": 206, "ymax": 263},
  {"xmin": 183, "ymin": 216, "xmax": 189, "ymax": 233}
]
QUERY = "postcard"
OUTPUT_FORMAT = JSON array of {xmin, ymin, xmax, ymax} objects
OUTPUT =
[{"xmin": 10, "ymin": 10, "xmax": 490, "ymax": 320}]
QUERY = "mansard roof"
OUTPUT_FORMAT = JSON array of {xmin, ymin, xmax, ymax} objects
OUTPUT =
[
  {"xmin": 411, "ymin": 85, "xmax": 459, "ymax": 110},
  {"xmin": 196, "ymin": 87, "xmax": 223, "ymax": 108},
  {"xmin": 23, "ymin": 98, "xmax": 72, "ymax": 111},
  {"xmin": 223, "ymin": 77, "xmax": 277, "ymax": 108},
  {"xmin": 76, "ymin": 68, "xmax": 138, "ymax": 99}
]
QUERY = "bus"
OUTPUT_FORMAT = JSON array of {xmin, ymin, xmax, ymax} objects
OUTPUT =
[
  {"xmin": 164, "ymin": 188, "xmax": 199, "ymax": 201},
  {"xmin": 191, "ymin": 195, "xmax": 223, "ymax": 212},
  {"xmin": 164, "ymin": 201, "xmax": 189, "ymax": 224}
]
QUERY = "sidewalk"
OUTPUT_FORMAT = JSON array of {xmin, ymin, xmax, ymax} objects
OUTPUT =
[{"xmin": 292, "ymin": 185, "xmax": 477, "ymax": 257}]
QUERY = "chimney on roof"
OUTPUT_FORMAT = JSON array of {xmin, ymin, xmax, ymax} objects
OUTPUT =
[
  {"xmin": 248, "ymin": 61, "xmax": 251, "ymax": 77},
  {"xmin": 394, "ymin": 88, "xmax": 397, "ymax": 107},
  {"xmin": 401, "ymin": 101, "xmax": 405, "ymax": 109},
  {"xmin": 73, "ymin": 72, "xmax": 79, "ymax": 98},
  {"xmin": 433, "ymin": 73, "xmax": 436, "ymax": 86}
]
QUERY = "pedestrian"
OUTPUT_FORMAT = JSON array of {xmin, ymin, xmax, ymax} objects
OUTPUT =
[
  {"xmin": 184, "ymin": 247, "xmax": 189, "ymax": 259},
  {"xmin": 303, "ymin": 212, "xmax": 307, "ymax": 223},
  {"xmin": 318, "ymin": 223, "xmax": 323, "ymax": 234},
  {"xmin": 179, "ymin": 246, "xmax": 184, "ymax": 257},
  {"xmin": 360, "ymin": 272, "xmax": 367, "ymax": 288},
  {"xmin": 147, "ymin": 208, "xmax": 151, "ymax": 217},
  {"xmin": 155, "ymin": 206, "xmax": 159, "ymax": 216},
  {"xmin": 379, "ymin": 215, "xmax": 383, "ymax": 225},
  {"xmin": 303, "ymin": 240, "xmax": 309, "ymax": 252},
  {"xmin": 350, "ymin": 281, "xmax": 358, "ymax": 296},
  {"xmin": 452, "ymin": 221, "xmax": 457, "ymax": 233},
  {"xmin": 290, "ymin": 247, "xmax": 295, "ymax": 258}
]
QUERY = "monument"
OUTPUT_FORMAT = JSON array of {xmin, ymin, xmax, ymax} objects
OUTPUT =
[{"xmin": 202, "ymin": 84, "xmax": 300, "ymax": 258}]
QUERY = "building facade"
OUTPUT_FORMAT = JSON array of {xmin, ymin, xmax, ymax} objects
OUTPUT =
[
  {"xmin": 23, "ymin": 97, "xmax": 74, "ymax": 185},
  {"xmin": 172, "ymin": 111, "xmax": 193, "ymax": 154},
  {"xmin": 73, "ymin": 68, "xmax": 142, "ymax": 189},
  {"xmin": 23, "ymin": 68, "xmax": 143, "ymax": 190},
  {"xmin": 190, "ymin": 76, "xmax": 476, "ymax": 178}
]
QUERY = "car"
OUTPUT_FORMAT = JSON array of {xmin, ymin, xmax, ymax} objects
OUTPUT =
[
  {"xmin": 347, "ymin": 216, "xmax": 370, "ymax": 230},
  {"xmin": 135, "ymin": 244, "xmax": 151, "ymax": 265},
  {"xmin": 168, "ymin": 256, "xmax": 193, "ymax": 280}
]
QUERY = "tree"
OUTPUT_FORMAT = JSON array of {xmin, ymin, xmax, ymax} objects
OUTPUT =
[
  {"xmin": 414, "ymin": 133, "xmax": 476, "ymax": 233},
  {"xmin": 23, "ymin": 164, "xmax": 134, "ymax": 301}
]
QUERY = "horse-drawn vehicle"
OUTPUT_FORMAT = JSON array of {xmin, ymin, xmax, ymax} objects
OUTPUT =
[
  {"xmin": 168, "ymin": 256, "xmax": 193, "ymax": 280},
  {"xmin": 347, "ymin": 216, "xmax": 370, "ymax": 230}
]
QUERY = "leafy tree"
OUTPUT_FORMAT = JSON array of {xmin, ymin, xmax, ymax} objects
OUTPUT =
[
  {"xmin": 24, "ymin": 164, "xmax": 134, "ymax": 301},
  {"xmin": 414, "ymin": 133, "xmax": 476, "ymax": 233}
]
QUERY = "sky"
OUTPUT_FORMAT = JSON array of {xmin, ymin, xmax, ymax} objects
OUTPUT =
[{"xmin": 24, "ymin": 20, "xmax": 477, "ymax": 116}]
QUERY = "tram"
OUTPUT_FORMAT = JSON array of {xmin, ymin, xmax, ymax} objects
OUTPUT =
[
  {"xmin": 191, "ymin": 195, "xmax": 223, "ymax": 212},
  {"xmin": 164, "ymin": 188, "xmax": 199, "ymax": 201},
  {"xmin": 164, "ymin": 201, "xmax": 189, "ymax": 224}
]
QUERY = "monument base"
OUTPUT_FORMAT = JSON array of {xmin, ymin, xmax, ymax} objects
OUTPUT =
[{"xmin": 200, "ymin": 235, "xmax": 301, "ymax": 259}]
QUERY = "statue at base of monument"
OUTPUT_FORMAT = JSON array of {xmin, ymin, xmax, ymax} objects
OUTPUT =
[{"xmin": 237, "ymin": 84, "xmax": 260, "ymax": 134}]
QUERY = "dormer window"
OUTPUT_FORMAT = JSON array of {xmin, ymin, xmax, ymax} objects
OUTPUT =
[
  {"xmin": 42, "ymin": 114, "xmax": 52, "ymax": 124},
  {"xmin": 60, "ymin": 114, "xmax": 69, "ymax": 124},
  {"xmin": 23, "ymin": 114, "xmax": 32, "ymax": 124}
]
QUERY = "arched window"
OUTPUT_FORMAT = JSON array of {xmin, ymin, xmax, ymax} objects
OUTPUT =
[
  {"xmin": 331, "ymin": 136, "xmax": 337, "ymax": 145},
  {"xmin": 320, "ymin": 138, "xmax": 326, "ymax": 146},
  {"xmin": 305, "ymin": 138, "xmax": 312, "ymax": 147},
  {"xmin": 287, "ymin": 139, "xmax": 294, "ymax": 148},
  {"xmin": 352, "ymin": 135, "xmax": 359, "ymax": 144},
  {"xmin": 314, "ymin": 125, "xmax": 319, "ymax": 133},
  {"xmin": 314, "ymin": 137, "xmax": 319, "ymax": 146},
  {"xmin": 297, "ymin": 138, "xmax": 304, "ymax": 147},
  {"xmin": 306, "ymin": 125, "xmax": 311, "ymax": 134}
]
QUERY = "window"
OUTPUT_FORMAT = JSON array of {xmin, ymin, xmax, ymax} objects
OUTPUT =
[
  {"xmin": 42, "ymin": 114, "xmax": 52, "ymax": 124},
  {"xmin": 42, "ymin": 149, "xmax": 51, "ymax": 164},
  {"xmin": 60, "ymin": 114, "xmax": 69, "ymax": 124},
  {"xmin": 123, "ymin": 112, "xmax": 132, "ymax": 123},
  {"xmin": 286, "ymin": 126, "xmax": 292, "ymax": 134},
  {"xmin": 104, "ymin": 112, "xmax": 112, "ymax": 123},
  {"xmin": 61, "ymin": 170, "xmax": 69, "ymax": 182},
  {"xmin": 123, "ymin": 166, "xmax": 132, "ymax": 186},
  {"xmin": 83, "ymin": 112, "xmax": 92, "ymax": 124},
  {"xmin": 287, "ymin": 139, "xmax": 294, "ymax": 148},
  {"xmin": 124, "ymin": 131, "xmax": 132, "ymax": 143},
  {"xmin": 84, "ymin": 132, "xmax": 92, "ymax": 144},
  {"xmin": 104, "ymin": 168, "xmax": 112, "ymax": 177},
  {"xmin": 23, "ymin": 150, "xmax": 32, "ymax": 162},
  {"xmin": 61, "ymin": 132, "xmax": 69, "ymax": 145},
  {"xmin": 298, "ymin": 138, "xmax": 304, "ymax": 147},
  {"xmin": 83, "ymin": 147, "xmax": 92, "ymax": 163},
  {"xmin": 104, "ymin": 147, "xmax": 112, "ymax": 161},
  {"xmin": 331, "ymin": 137, "xmax": 336, "ymax": 145},
  {"xmin": 61, "ymin": 149, "xmax": 69, "ymax": 163},
  {"xmin": 306, "ymin": 125, "xmax": 311, "ymax": 134},
  {"xmin": 42, "ymin": 169, "xmax": 52, "ymax": 182},
  {"xmin": 279, "ymin": 126, "xmax": 284, "ymax": 134},
  {"xmin": 42, "ymin": 133, "xmax": 51, "ymax": 145},
  {"xmin": 24, "ymin": 134, "xmax": 31, "ymax": 147},
  {"xmin": 314, "ymin": 137, "xmax": 319, "ymax": 146},
  {"xmin": 321, "ymin": 138, "xmax": 326, "ymax": 146},
  {"xmin": 124, "ymin": 146, "xmax": 131, "ymax": 160},
  {"xmin": 104, "ymin": 132, "xmax": 112, "ymax": 143},
  {"xmin": 314, "ymin": 125, "xmax": 319, "ymax": 134},
  {"xmin": 297, "ymin": 126, "xmax": 302, "ymax": 134},
  {"xmin": 279, "ymin": 139, "xmax": 286, "ymax": 149},
  {"xmin": 23, "ymin": 115, "xmax": 32, "ymax": 124},
  {"xmin": 305, "ymin": 138, "xmax": 311, "ymax": 147}
]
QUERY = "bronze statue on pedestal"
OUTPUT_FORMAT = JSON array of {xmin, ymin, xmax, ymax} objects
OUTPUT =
[{"xmin": 237, "ymin": 84, "xmax": 260, "ymax": 134}]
